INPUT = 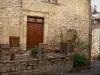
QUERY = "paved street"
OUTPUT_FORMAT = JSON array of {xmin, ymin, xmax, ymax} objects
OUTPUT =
[{"xmin": 65, "ymin": 60, "xmax": 100, "ymax": 75}]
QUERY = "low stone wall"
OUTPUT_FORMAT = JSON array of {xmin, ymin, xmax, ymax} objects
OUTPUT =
[
  {"xmin": 0, "ymin": 56, "xmax": 73, "ymax": 75},
  {"xmin": 0, "ymin": 43, "xmax": 73, "ymax": 75}
]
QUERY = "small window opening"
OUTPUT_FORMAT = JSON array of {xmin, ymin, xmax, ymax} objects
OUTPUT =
[{"xmin": 9, "ymin": 36, "xmax": 20, "ymax": 47}]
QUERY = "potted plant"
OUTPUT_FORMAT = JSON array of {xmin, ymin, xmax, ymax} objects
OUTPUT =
[
  {"xmin": 31, "ymin": 47, "xmax": 37, "ymax": 58},
  {"xmin": 72, "ymin": 53, "xmax": 89, "ymax": 72}
]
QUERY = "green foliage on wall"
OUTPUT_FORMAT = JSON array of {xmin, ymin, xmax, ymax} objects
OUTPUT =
[{"xmin": 66, "ymin": 29, "xmax": 88, "ymax": 54}]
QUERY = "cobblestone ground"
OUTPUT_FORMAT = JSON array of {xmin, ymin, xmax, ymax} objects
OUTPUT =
[{"xmin": 23, "ymin": 60, "xmax": 100, "ymax": 75}]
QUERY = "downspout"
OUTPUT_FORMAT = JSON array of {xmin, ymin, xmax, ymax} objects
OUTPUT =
[
  {"xmin": 88, "ymin": 0, "xmax": 92, "ymax": 67},
  {"xmin": 98, "ymin": 19, "xmax": 100, "ymax": 53},
  {"xmin": 20, "ymin": 0, "xmax": 22, "ymax": 47},
  {"xmin": 21, "ymin": 0, "xmax": 22, "ymax": 8}
]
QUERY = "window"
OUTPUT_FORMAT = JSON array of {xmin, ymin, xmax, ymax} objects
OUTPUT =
[
  {"xmin": 37, "ymin": 18, "xmax": 44, "ymax": 23},
  {"xmin": 42, "ymin": 0, "xmax": 50, "ymax": 2},
  {"xmin": 46, "ymin": 0, "xmax": 50, "ymax": 2},
  {"xmin": 28, "ymin": 16, "xmax": 44, "ymax": 23},
  {"xmin": 27, "ymin": 17, "xmax": 35, "ymax": 22},
  {"xmin": 9, "ymin": 36, "xmax": 19, "ymax": 47},
  {"xmin": 42, "ymin": 0, "xmax": 58, "ymax": 4},
  {"xmin": 51, "ymin": 0, "xmax": 57, "ymax": 4}
]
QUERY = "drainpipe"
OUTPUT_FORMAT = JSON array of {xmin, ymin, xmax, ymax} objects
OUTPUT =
[
  {"xmin": 88, "ymin": 0, "xmax": 92, "ymax": 67},
  {"xmin": 99, "ymin": 25, "xmax": 100, "ymax": 53},
  {"xmin": 20, "ymin": 0, "xmax": 22, "ymax": 47},
  {"xmin": 20, "ymin": 0, "xmax": 22, "ymax": 8}
]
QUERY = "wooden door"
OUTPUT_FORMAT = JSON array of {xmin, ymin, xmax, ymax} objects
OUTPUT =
[{"xmin": 27, "ymin": 16, "xmax": 44, "ymax": 49}]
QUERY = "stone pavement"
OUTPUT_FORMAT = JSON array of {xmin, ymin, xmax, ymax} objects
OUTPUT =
[
  {"xmin": 22, "ymin": 60, "xmax": 100, "ymax": 75},
  {"xmin": 65, "ymin": 60, "xmax": 100, "ymax": 75}
]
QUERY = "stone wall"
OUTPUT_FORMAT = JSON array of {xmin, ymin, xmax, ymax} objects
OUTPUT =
[
  {"xmin": 91, "ymin": 23, "xmax": 100, "ymax": 57},
  {"xmin": 0, "ymin": 0, "xmax": 90, "ymax": 50},
  {"xmin": 0, "ymin": 56, "xmax": 73, "ymax": 75},
  {"xmin": 0, "ymin": 0, "xmax": 21, "ymax": 44},
  {"xmin": 23, "ymin": 0, "xmax": 90, "ymax": 42}
]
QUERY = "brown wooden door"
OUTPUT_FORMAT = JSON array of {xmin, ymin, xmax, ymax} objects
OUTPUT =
[{"xmin": 27, "ymin": 17, "xmax": 44, "ymax": 49}]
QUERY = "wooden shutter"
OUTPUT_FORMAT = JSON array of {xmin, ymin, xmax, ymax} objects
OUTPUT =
[{"xmin": 9, "ymin": 36, "xmax": 19, "ymax": 47}]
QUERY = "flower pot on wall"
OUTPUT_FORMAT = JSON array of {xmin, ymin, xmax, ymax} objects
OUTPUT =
[{"xmin": 31, "ymin": 47, "xmax": 38, "ymax": 58}]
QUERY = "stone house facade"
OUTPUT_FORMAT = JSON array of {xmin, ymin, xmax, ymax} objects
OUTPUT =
[
  {"xmin": 91, "ymin": 5, "xmax": 100, "ymax": 57},
  {"xmin": 91, "ymin": 13, "xmax": 100, "ymax": 57},
  {"xmin": 0, "ymin": 0, "xmax": 90, "ymax": 51}
]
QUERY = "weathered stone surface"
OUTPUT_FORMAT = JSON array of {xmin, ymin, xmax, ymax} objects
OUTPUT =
[
  {"xmin": 91, "ymin": 23, "xmax": 100, "ymax": 57},
  {"xmin": 0, "ymin": 0, "xmax": 90, "ymax": 51}
]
